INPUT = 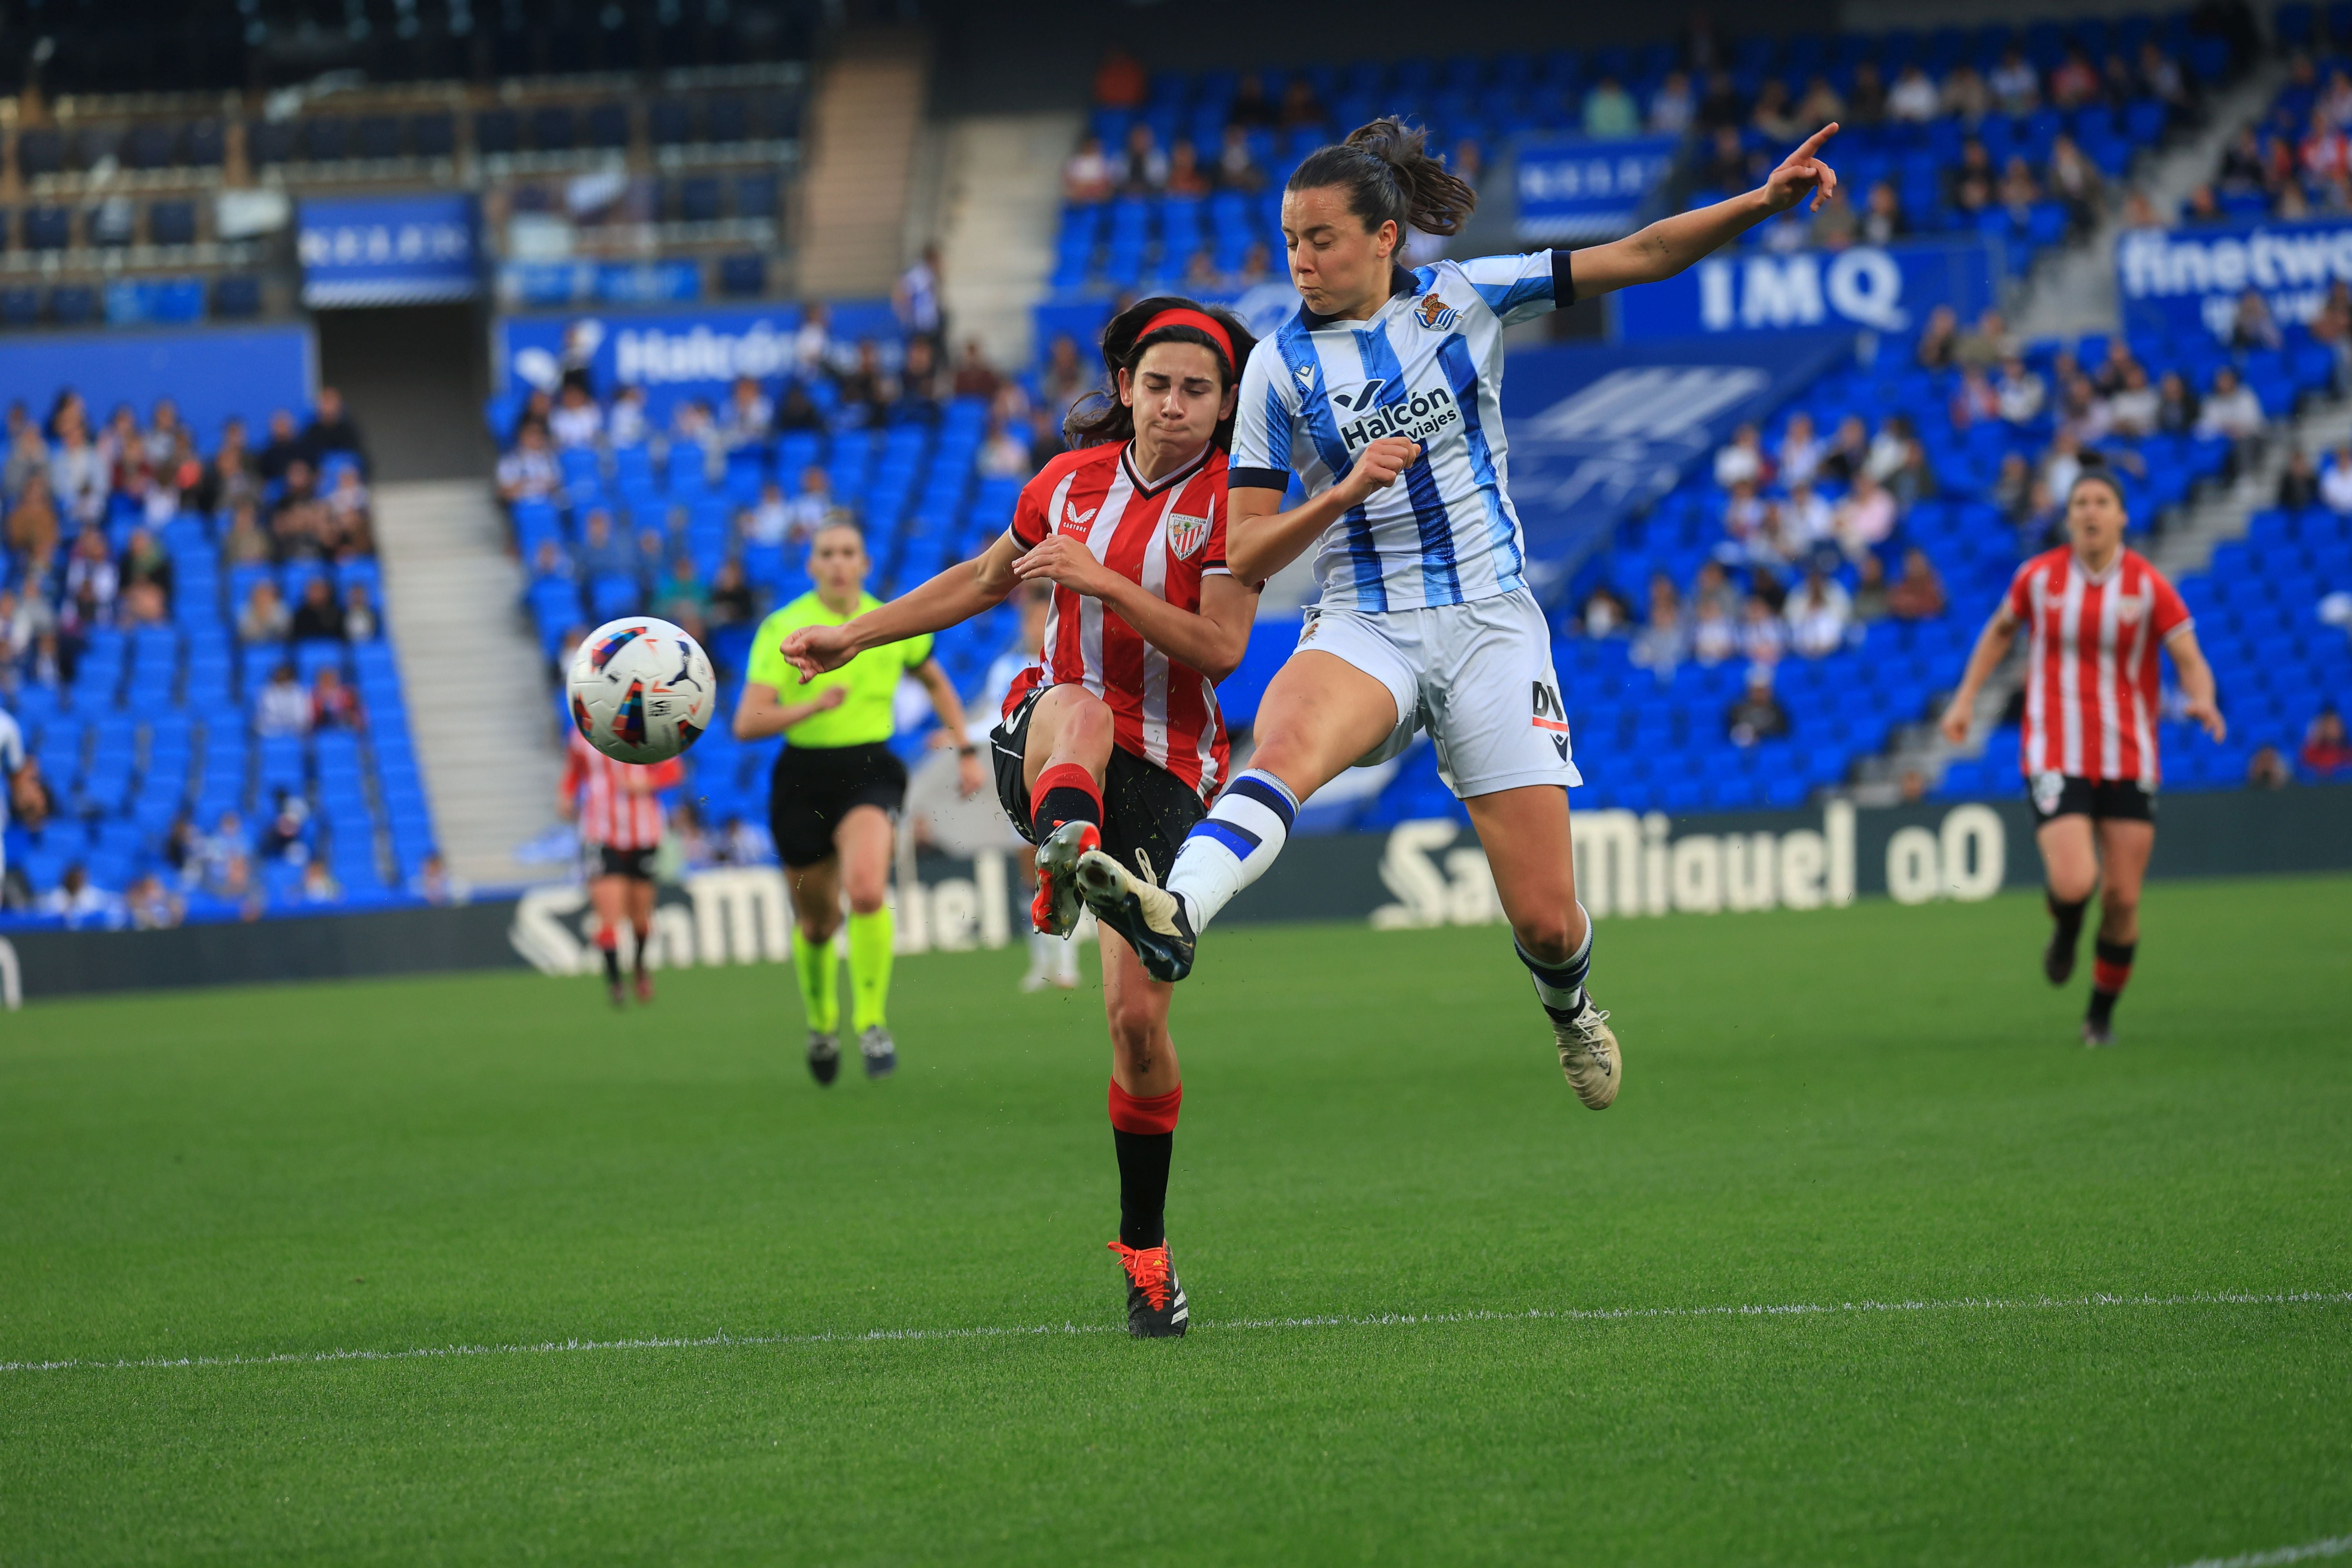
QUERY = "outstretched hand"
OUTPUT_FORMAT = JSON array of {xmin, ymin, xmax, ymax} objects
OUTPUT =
[
  {"xmin": 2182, "ymin": 693, "xmax": 2228, "ymax": 742},
  {"xmin": 782, "ymin": 624, "xmax": 855, "ymax": 680},
  {"xmin": 1764, "ymin": 123, "xmax": 1841, "ymax": 214}
]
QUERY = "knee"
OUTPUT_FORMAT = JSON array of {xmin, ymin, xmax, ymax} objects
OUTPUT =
[
  {"xmin": 799, "ymin": 912, "xmax": 840, "ymax": 944},
  {"xmin": 1106, "ymin": 1000, "xmax": 1161, "ymax": 1060},
  {"xmin": 1511, "ymin": 910, "xmax": 1578, "ymax": 964},
  {"xmin": 2100, "ymin": 886, "xmax": 2138, "ymax": 921},
  {"xmin": 842, "ymin": 875, "xmax": 888, "ymax": 916}
]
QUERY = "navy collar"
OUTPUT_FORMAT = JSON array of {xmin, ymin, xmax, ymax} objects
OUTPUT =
[{"xmin": 1298, "ymin": 264, "xmax": 1420, "ymax": 330}]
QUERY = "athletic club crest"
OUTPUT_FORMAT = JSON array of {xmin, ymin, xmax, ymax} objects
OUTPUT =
[
  {"xmin": 2032, "ymin": 770, "xmax": 2066, "ymax": 815},
  {"xmin": 1166, "ymin": 510, "xmax": 1210, "ymax": 560},
  {"xmin": 1415, "ymin": 293, "xmax": 1459, "ymax": 331}
]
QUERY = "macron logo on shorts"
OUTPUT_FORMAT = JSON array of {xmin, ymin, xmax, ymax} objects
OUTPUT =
[{"xmin": 1532, "ymin": 681, "xmax": 1570, "ymax": 760}]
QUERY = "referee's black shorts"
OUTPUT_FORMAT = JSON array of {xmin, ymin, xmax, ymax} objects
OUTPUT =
[
  {"xmin": 768, "ymin": 741, "xmax": 908, "ymax": 869},
  {"xmin": 991, "ymin": 684, "xmax": 1206, "ymax": 885},
  {"xmin": 2028, "ymin": 771, "xmax": 2156, "ymax": 826}
]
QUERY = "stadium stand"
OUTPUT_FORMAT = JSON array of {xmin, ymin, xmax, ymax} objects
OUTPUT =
[{"xmin": 0, "ymin": 390, "xmax": 442, "ymax": 927}]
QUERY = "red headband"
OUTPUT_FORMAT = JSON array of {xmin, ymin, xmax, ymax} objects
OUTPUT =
[{"xmin": 1134, "ymin": 308, "xmax": 1236, "ymax": 372}]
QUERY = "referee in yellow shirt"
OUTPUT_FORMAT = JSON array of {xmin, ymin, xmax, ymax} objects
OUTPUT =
[{"xmin": 736, "ymin": 521, "xmax": 986, "ymax": 1084}]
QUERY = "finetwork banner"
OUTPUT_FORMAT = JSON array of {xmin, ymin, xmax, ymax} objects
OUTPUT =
[
  {"xmin": 2117, "ymin": 218, "xmax": 2352, "ymax": 339},
  {"xmin": 1615, "ymin": 237, "xmax": 2004, "ymax": 341},
  {"xmin": 1497, "ymin": 333, "xmax": 1853, "ymax": 594},
  {"xmin": 1515, "ymin": 134, "xmax": 1680, "ymax": 243},
  {"xmin": 299, "ymin": 194, "xmax": 480, "ymax": 307}
]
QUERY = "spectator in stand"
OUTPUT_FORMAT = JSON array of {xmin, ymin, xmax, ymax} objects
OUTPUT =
[
  {"xmin": 2122, "ymin": 189, "xmax": 2169, "ymax": 229},
  {"xmin": 2322, "ymin": 444, "xmax": 2352, "ymax": 514},
  {"xmin": 895, "ymin": 243, "xmax": 945, "ymax": 351},
  {"xmin": 893, "ymin": 339, "xmax": 943, "ymax": 425},
  {"xmin": 1648, "ymin": 71, "xmax": 1695, "ymax": 134},
  {"xmin": 1092, "ymin": 46, "xmax": 1144, "ymax": 108},
  {"xmin": 2279, "ymin": 447, "xmax": 2322, "ymax": 510},
  {"xmin": 607, "ymin": 385, "xmax": 649, "ymax": 448},
  {"xmin": 837, "ymin": 341, "xmax": 891, "ymax": 427},
  {"xmin": 1940, "ymin": 62, "xmax": 1992, "ymax": 122},
  {"xmin": 2043, "ymin": 427, "xmax": 2086, "ymax": 502},
  {"xmin": 2180, "ymin": 183, "xmax": 2227, "ymax": 226},
  {"xmin": 1583, "ymin": 75, "xmax": 1640, "ymax": 139},
  {"xmin": 1725, "ymin": 665, "xmax": 1790, "ymax": 747},
  {"xmin": 2302, "ymin": 706, "xmax": 2351, "ymax": 777},
  {"xmin": 1118, "ymin": 123, "xmax": 1169, "ymax": 195},
  {"xmin": 497, "ymin": 423, "xmax": 561, "ymax": 504},
  {"xmin": 708, "ymin": 560, "xmax": 757, "ymax": 628},
  {"xmin": 1915, "ymin": 305, "xmax": 1960, "ymax": 372},
  {"xmin": 300, "ymin": 387, "xmax": 367, "ymax": 475},
  {"xmin": 1809, "ymin": 188, "xmax": 1860, "ymax": 250},
  {"xmin": 1784, "ymin": 565, "xmax": 1850, "ymax": 657},
  {"xmin": 2246, "ymin": 745, "xmax": 2292, "ymax": 788},
  {"xmin": 1995, "ymin": 355, "xmax": 2047, "ymax": 425},
  {"xmin": 1697, "ymin": 68, "xmax": 1745, "ymax": 132},
  {"xmin": 2156, "ymin": 370, "xmax": 2200, "ymax": 434},
  {"xmin": 720, "ymin": 376, "xmax": 774, "ymax": 451},
  {"xmin": 1956, "ymin": 307, "xmax": 2011, "ymax": 370},
  {"xmin": 7, "ymin": 470, "xmax": 58, "ymax": 564},
  {"xmin": 793, "ymin": 301, "xmax": 838, "ymax": 379},
  {"xmin": 41, "ymin": 864, "xmax": 125, "ymax": 929},
  {"xmin": 311, "ymin": 665, "xmax": 362, "ymax": 731},
  {"xmin": 2048, "ymin": 47, "xmax": 2099, "ymax": 109},
  {"xmin": 1998, "ymin": 155, "xmax": 2043, "ymax": 220},
  {"xmin": 2107, "ymin": 363, "xmax": 2161, "ymax": 438},
  {"xmin": 344, "ymin": 584, "xmax": 377, "ymax": 642},
  {"xmin": 2305, "ymin": 110, "xmax": 2352, "ymax": 188},
  {"xmin": 1690, "ymin": 595, "xmax": 1738, "ymax": 666},
  {"xmin": 578, "ymin": 510, "xmax": 635, "ymax": 580},
  {"xmin": 1780, "ymin": 479, "xmax": 1831, "ymax": 555},
  {"xmin": 1795, "ymin": 74, "xmax": 1844, "ymax": 128},
  {"xmin": 1987, "ymin": 45, "xmax": 2039, "ymax": 113},
  {"xmin": 1739, "ymin": 595, "xmax": 1788, "ymax": 664},
  {"xmin": 2047, "ymin": 135, "xmax": 2103, "ymax": 230},
  {"xmin": 257, "ymin": 786, "xmax": 310, "ymax": 864},
  {"xmin": 1713, "ymin": 422, "xmax": 1768, "ymax": 489},
  {"xmin": 1165, "ymin": 138, "xmax": 1210, "ymax": 198},
  {"xmin": 548, "ymin": 383, "xmax": 603, "ymax": 450},
  {"xmin": 4, "ymin": 419, "xmax": 47, "ymax": 501},
  {"xmin": 291, "ymin": 575, "xmax": 345, "ymax": 642},
  {"xmin": 1887, "ymin": 547, "xmax": 1947, "ymax": 621},
  {"xmin": 1278, "ymin": 77, "xmax": 1325, "ymax": 130},
  {"xmin": 1833, "ymin": 470, "xmax": 1896, "ymax": 559},
  {"xmin": 952, "ymin": 339, "xmax": 1000, "ymax": 402},
  {"xmin": 50, "ymin": 414, "xmax": 106, "ymax": 528},
  {"xmin": 2216, "ymin": 125, "xmax": 2266, "ymax": 195},
  {"xmin": 742, "ymin": 481, "xmax": 792, "ymax": 548},
  {"xmin": 1040, "ymin": 334, "xmax": 1088, "ymax": 414},
  {"xmin": 254, "ymin": 662, "xmax": 310, "ymax": 736},
  {"xmin": 1861, "ymin": 180, "xmax": 1908, "ymax": 245},
  {"xmin": 1776, "ymin": 412, "xmax": 1822, "ymax": 488},
  {"xmin": 2229, "ymin": 289, "xmax": 2283, "ymax": 353},
  {"xmin": 979, "ymin": 416, "xmax": 1034, "ymax": 480},
  {"xmin": 774, "ymin": 382, "xmax": 825, "ymax": 434},
  {"xmin": 1577, "ymin": 583, "xmax": 1632, "ymax": 637},
  {"xmin": 1847, "ymin": 62, "xmax": 1886, "ymax": 125},
  {"xmin": 2196, "ymin": 366, "xmax": 2266, "ymax": 459},
  {"xmin": 785, "ymin": 466, "xmax": 847, "ymax": 544},
  {"xmin": 1748, "ymin": 80, "xmax": 1800, "ymax": 143},
  {"xmin": 125, "ymin": 871, "xmax": 183, "ymax": 930},
  {"xmin": 1887, "ymin": 64, "xmax": 1938, "ymax": 123},
  {"xmin": 1851, "ymin": 552, "xmax": 1891, "ymax": 623},
  {"xmin": 223, "ymin": 505, "xmax": 272, "ymax": 566},
  {"xmin": 1630, "ymin": 573, "xmax": 1687, "ymax": 675},
  {"xmin": 1214, "ymin": 125, "xmax": 1266, "ymax": 193},
  {"xmin": 1951, "ymin": 367, "xmax": 2001, "ymax": 428},
  {"xmin": 654, "ymin": 555, "xmax": 709, "ymax": 641}
]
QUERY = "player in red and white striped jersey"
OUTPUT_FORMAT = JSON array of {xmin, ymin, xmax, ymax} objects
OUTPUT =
[
  {"xmin": 1943, "ymin": 471, "xmax": 2225, "ymax": 1044},
  {"xmin": 783, "ymin": 296, "xmax": 1260, "ymax": 1337},
  {"xmin": 559, "ymin": 730, "xmax": 684, "ymax": 1008}
]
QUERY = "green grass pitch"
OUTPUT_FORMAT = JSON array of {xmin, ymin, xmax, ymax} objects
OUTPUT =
[{"xmin": 3, "ymin": 875, "xmax": 2348, "ymax": 1565}]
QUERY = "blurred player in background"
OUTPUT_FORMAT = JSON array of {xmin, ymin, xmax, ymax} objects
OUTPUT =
[
  {"xmin": 1942, "ymin": 470, "xmax": 2224, "ymax": 1044},
  {"xmin": 785, "ymin": 296, "xmax": 1260, "ymax": 1337},
  {"xmin": 558, "ymin": 729, "xmax": 681, "ymax": 1008},
  {"xmin": 1073, "ymin": 117, "xmax": 1843, "ymax": 1112},
  {"xmin": 971, "ymin": 581, "xmax": 1083, "ymax": 992},
  {"xmin": 736, "ymin": 521, "xmax": 984, "ymax": 1084}
]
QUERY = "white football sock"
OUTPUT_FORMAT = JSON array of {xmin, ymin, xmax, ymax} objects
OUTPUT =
[{"xmin": 1164, "ymin": 768, "xmax": 1299, "ymax": 933}]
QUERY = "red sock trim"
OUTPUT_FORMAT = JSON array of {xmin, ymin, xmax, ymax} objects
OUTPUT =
[
  {"xmin": 594, "ymin": 923, "xmax": 618, "ymax": 950},
  {"xmin": 2092, "ymin": 959, "xmax": 2132, "ymax": 993},
  {"xmin": 1034, "ymin": 762, "xmax": 1103, "ymax": 820},
  {"xmin": 1107, "ymin": 1078, "xmax": 1182, "ymax": 1135}
]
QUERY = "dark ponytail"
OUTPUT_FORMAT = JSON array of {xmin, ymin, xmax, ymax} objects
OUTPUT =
[
  {"xmin": 1063, "ymin": 294, "xmax": 1259, "ymax": 451},
  {"xmin": 1287, "ymin": 116, "xmax": 1477, "ymax": 239}
]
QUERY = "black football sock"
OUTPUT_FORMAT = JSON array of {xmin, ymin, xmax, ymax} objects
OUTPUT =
[
  {"xmin": 632, "ymin": 924, "xmax": 651, "ymax": 975},
  {"xmin": 2088, "ymin": 938, "xmax": 2136, "ymax": 1025},
  {"xmin": 601, "ymin": 944, "xmax": 622, "ymax": 986},
  {"xmin": 1112, "ymin": 1128, "xmax": 1174, "ymax": 1251},
  {"xmin": 2047, "ymin": 892, "xmax": 2088, "ymax": 951}
]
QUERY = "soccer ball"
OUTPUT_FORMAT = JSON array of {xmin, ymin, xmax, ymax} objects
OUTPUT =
[{"xmin": 567, "ymin": 616, "xmax": 717, "ymax": 764}]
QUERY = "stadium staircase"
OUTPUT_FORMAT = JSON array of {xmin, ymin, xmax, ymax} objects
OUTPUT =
[
  {"xmin": 795, "ymin": 31, "xmax": 931, "ymax": 297},
  {"xmin": 935, "ymin": 113, "xmax": 1084, "ymax": 368},
  {"xmin": 376, "ymin": 482, "xmax": 566, "ymax": 888}
]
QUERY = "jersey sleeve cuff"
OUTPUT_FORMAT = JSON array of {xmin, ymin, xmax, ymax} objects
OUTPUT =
[
  {"xmin": 1552, "ymin": 249, "xmax": 1576, "ymax": 307},
  {"xmin": 1228, "ymin": 466, "xmax": 1289, "ymax": 492}
]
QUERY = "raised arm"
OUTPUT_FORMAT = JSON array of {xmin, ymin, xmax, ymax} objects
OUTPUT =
[
  {"xmin": 2164, "ymin": 624, "xmax": 2227, "ymax": 741},
  {"xmin": 784, "ymin": 532, "xmax": 1023, "ymax": 677},
  {"xmin": 1938, "ymin": 601, "xmax": 2020, "ymax": 744},
  {"xmin": 1572, "ymin": 124, "xmax": 1842, "ymax": 299}
]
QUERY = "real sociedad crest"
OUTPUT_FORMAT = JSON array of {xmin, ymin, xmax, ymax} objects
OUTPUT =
[
  {"xmin": 1166, "ymin": 510, "xmax": 1210, "ymax": 560},
  {"xmin": 1415, "ymin": 293, "xmax": 1459, "ymax": 331}
]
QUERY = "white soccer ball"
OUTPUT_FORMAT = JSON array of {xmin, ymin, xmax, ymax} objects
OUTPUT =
[{"xmin": 567, "ymin": 616, "xmax": 718, "ymax": 764}]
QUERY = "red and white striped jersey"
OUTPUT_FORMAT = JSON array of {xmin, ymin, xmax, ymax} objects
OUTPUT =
[
  {"xmin": 2005, "ymin": 546, "xmax": 2192, "ymax": 786},
  {"xmin": 561, "ymin": 731, "xmax": 684, "ymax": 849},
  {"xmin": 1003, "ymin": 439, "xmax": 1235, "ymax": 801}
]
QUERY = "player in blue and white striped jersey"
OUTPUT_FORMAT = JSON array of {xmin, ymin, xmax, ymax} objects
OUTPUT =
[{"xmin": 1078, "ymin": 115, "xmax": 1841, "ymax": 1111}]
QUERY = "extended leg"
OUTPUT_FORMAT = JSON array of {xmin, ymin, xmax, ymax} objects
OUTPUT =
[
  {"xmin": 1464, "ymin": 785, "xmax": 1619, "ymax": 1110},
  {"xmin": 2036, "ymin": 815, "xmax": 2098, "ymax": 986},
  {"xmin": 2083, "ymin": 818, "xmax": 2154, "ymax": 1045},
  {"xmin": 1099, "ymin": 927, "xmax": 1188, "ymax": 1339}
]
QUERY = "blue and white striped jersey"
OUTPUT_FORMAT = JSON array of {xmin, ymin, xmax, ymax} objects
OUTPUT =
[{"xmin": 1230, "ymin": 251, "xmax": 1568, "ymax": 614}]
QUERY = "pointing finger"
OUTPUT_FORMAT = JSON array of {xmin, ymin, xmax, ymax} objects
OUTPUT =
[{"xmin": 1792, "ymin": 122, "xmax": 1840, "ymax": 162}]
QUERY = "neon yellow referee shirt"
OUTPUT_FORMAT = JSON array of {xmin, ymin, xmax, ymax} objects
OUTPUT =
[{"xmin": 745, "ymin": 591, "xmax": 934, "ymax": 749}]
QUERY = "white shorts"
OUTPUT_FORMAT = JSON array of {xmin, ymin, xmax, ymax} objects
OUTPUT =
[{"xmin": 1296, "ymin": 586, "xmax": 1582, "ymax": 800}]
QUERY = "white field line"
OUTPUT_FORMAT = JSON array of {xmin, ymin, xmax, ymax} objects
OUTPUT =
[
  {"xmin": 4, "ymin": 1288, "xmax": 2345, "ymax": 1378},
  {"xmin": 2171, "ymin": 1536, "xmax": 2352, "ymax": 1568}
]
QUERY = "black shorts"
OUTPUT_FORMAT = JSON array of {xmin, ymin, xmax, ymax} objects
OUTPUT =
[
  {"xmin": 2028, "ymin": 772, "xmax": 2156, "ymax": 826},
  {"xmin": 595, "ymin": 844, "xmax": 658, "ymax": 882},
  {"xmin": 991, "ymin": 685, "xmax": 1207, "ymax": 883},
  {"xmin": 768, "ymin": 741, "xmax": 907, "ymax": 869}
]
